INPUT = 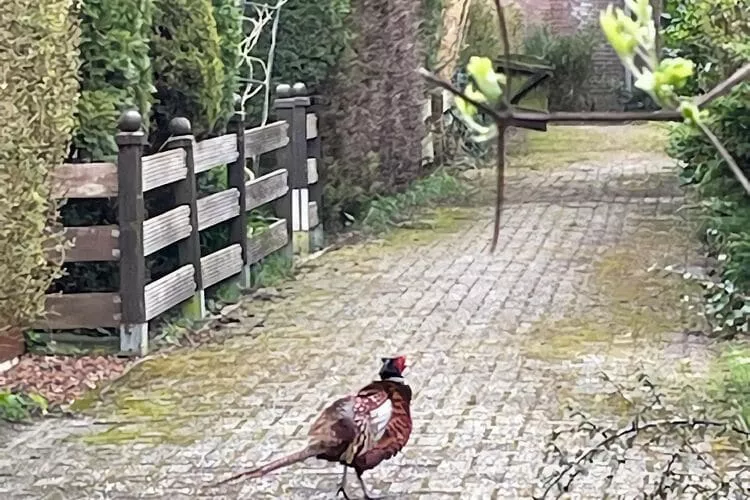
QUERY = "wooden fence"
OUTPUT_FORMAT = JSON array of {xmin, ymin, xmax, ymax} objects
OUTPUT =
[{"xmin": 34, "ymin": 83, "xmax": 322, "ymax": 356}]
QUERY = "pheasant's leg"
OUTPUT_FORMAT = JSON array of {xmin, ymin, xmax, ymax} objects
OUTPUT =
[
  {"xmin": 356, "ymin": 469, "xmax": 380, "ymax": 500},
  {"xmin": 336, "ymin": 466, "xmax": 350, "ymax": 499}
]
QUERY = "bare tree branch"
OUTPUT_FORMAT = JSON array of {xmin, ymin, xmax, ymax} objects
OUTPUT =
[
  {"xmin": 695, "ymin": 63, "xmax": 750, "ymax": 108},
  {"xmin": 698, "ymin": 121, "xmax": 750, "ymax": 195},
  {"xmin": 540, "ymin": 417, "xmax": 750, "ymax": 498},
  {"xmin": 417, "ymin": 67, "xmax": 507, "ymax": 122},
  {"xmin": 491, "ymin": 127, "xmax": 506, "ymax": 252},
  {"xmin": 512, "ymin": 109, "xmax": 682, "ymax": 123}
]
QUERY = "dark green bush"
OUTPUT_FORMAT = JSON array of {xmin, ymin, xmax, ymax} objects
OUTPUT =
[
  {"xmin": 523, "ymin": 24, "xmax": 597, "ymax": 111},
  {"xmin": 74, "ymin": 0, "xmax": 154, "ymax": 161},
  {"xmin": 151, "ymin": 0, "xmax": 225, "ymax": 143},
  {"xmin": 241, "ymin": 0, "xmax": 351, "ymax": 126},
  {"xmin": 420, "ymin": 0, "xmax": 444, "ymax": 69},
  {"xmin": 211, "ymin": 0, "xmax": 243, "ymax": 131}
]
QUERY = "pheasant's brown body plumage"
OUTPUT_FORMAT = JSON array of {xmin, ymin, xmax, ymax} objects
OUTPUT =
[
  {"xmin": 212, "ymin": 356, "xmax": 412, "ymax": 499},
  {"xmin": 352, "ymin": 380, "xmax": 412, "ymax": 473}
]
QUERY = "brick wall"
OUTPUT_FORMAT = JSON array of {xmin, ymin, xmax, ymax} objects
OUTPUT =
[{"xmin": 510, "ymin": 0, "xmax": 627, "ymax": 110}]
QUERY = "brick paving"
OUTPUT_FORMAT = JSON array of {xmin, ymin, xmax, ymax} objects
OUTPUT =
[{"xmin": 1, "ymin": 149, "xmax": 745, "ymax": 499}]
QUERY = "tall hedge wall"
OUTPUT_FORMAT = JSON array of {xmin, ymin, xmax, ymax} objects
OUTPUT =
[
  {"xmin": 253, "ymin": 0, "xmax": 432, "ymax": 225},
  {"xmin": 211, "ymin": 0, "xmax": 244, "ymax": 132},
  {"xmin": 151, "ymin": 0, "xmax": 225, "ymax": 144},
  {"xmin": 74, "ymin": 0, "xmax": 154, "ymax": 161},
  {"xmin": 74, "ymin": 0, "xmax": 241, "ymax": 158},
  {"xmin": 0, "ymin": 0, "xmax": 80, "ymax": 329}
]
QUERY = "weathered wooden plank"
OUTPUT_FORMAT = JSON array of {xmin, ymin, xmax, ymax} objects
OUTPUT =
[
  {"xmin": 194, "ymin": 134, "xmax": 239, "ymax": 174},
  {"xmin": 245, "ymin": 169, "xmax": 288, "ymax": 211},
  {"xmin": 246, "ymin": 219, "xmax": 288, "ymax": 264},
  {"xmin": 307, "ymin": 158, "xmax": 318, "ymax": 184},
  {"xmin": 244, "ymin": 121, "xmax": 289, "ymax": 157},
  {"xmin": 306, "ymin": 113, "xmax": 318, "ymax": 140},
  {"xmin": 197, "ymin": 188, "xmax": 240, "ymax": 231},
  {"xmin": 142, "ymin": 149, "xmax": 187, "ymax": 192},
  {"xmin": 143, "ymin": 264, "xmax": 196, "ymax": 320},
  {"xmin": 142, "ymin": 205, "xmax": 192, "ymax": 256},
  {"xmin": 32, "ymin": 293, "xmax": 121, "ymax": 329},
  {"xmin": 200, "ymin": 244, "xmax": 243, "ymax": 288},
  {"xmin": 52, "ymin": 163, "xmax": 118, "ymax": 198},
  {"xmin": 62, "ymin": 226, "xmax": 119, "ymax": 262},
  {"xmin": 308, "ymin": 201, "xmax": 320, "ymax": 228}
]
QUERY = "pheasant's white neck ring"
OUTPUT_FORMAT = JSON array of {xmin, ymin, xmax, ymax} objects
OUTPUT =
[{"xmin": 384, "ymin": 376, "xmax": 405, "ymax": 383}]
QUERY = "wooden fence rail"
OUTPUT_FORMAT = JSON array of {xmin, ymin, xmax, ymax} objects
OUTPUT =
[{"xmin": 34, "ymin": 83, "xmax": 322, "ymax": 356}]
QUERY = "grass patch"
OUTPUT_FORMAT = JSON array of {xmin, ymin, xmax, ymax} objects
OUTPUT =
[
  {"xmin": 380, "ymin": 206, "xmax": 476, "ymax": 248},
  {"xmin": 69, "ymin": 322, "xmax": 320, "ymax": 446},
  {"xmin": 523, "ymin": 318, "xmax": 613, "ymax": 361},
  {"xmin": 708, "ymin": 345, "xmax": 750, "ymax": 428},
  {"xmin": 508, "ymin": 123, "xmax": 671, "ymax": 170},
  {"xmin": 361, "ymin": 169, "xmax": 470, "ymax": 234}
]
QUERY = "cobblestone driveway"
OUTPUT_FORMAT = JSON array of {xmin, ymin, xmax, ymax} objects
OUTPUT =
[{"xmin": 0, "ymin": 144, "xmax": 736, "ymax": 499}]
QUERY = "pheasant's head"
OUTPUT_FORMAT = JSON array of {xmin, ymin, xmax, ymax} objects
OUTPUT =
[{"xmin": 379, "ymin": 355, "xmax": 407, "ymax": 381}]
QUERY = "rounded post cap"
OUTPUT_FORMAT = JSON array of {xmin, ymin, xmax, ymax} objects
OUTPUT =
[
  {"xmin": 292, "ymin": 82, "xmax": 308, "ymax": 96},
  {"xmin": 276, "ymin": 83, "xmax": 292, "ymax": 98},
  {"xmin": 233, "ymin": 93, "xmax": 243, "ymax": 110},
  {"xmin": 169, "ymin": 117, "xmax": 192, "ymax": 135},
  {"xmin": 118, "ymin": 110, "xmax": 142, "ymax": 132}
]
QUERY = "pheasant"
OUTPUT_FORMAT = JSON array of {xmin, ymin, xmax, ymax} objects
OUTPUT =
[{"xmin": 212, "ymin": 356, "xmax": 412, "ymax": 499}]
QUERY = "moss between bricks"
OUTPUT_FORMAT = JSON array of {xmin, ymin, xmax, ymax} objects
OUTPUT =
[
  {"xmin": 69, "ymin": 204, "xmax": 481, "ymax": 445},
  {"xmin": 521, "ymin": 215, "xmax": 702, "ymax": 363},
  {"xmin": 507, "ymin": 123, "xmax": 671, "ymax": 171},
  {"xmin": 70, "ymin": 332, "xmax": 317, "ymax": 445}
]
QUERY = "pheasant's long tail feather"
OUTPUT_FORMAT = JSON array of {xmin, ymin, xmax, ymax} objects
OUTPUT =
[{"xmin": 209, "ymin": 447, "xmax": 319, "ymax": 487}]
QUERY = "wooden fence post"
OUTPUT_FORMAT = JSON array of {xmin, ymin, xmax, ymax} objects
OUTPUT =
[
  {"xmin": 163, "ymin": 118, "xmax": 206, "ymax": 320},
  {"xmin": 228, "ymin": 95, "xmax": 251, "ymax": 288},
  {"xmin": 274, "ymin": 82, "xmax": 311, "ymax": 255},
  {"xmin": 116, "ymin": 110, "xmax": 148, "ymax": 355},
  {"xmin": 430, "ymin": 89, "xmax": 445, "ymax": 166},
  {"xmin": 272, "ymin": 83, "xmax": 298, "ymax": 259},
  {"xmin": 305, "ymin": 90, "xmax": 325, "ymax": 252}
]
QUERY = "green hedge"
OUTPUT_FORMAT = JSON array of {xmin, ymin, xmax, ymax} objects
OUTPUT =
[
  {"xmin": 664, "ymin": 0, "xmax": 750, "ymax": 333},
  {"xmin": 74, "ymin": 0, "xmax": 154, "ymax": 161},
  {"xmin": 74, "ymin": 0, "xmax": 241, "ymax": 158},
  {"xmin": 151, "ymin": 0, "xmax": 225, "ymax": 142},
  {"xmin": 0, "ymin": 0, "xmax": 80, "ymax": 329},
  {"xmin": 211, "ymin": 0, "xmax": 243, "ymax": 131},
  {"xmin": 523, "ymin": 24, "xmax": 598, "ymax": 111},
  {"xmin": 242, "ymin": 0, "xmax": 350, "ymax": 125},
  {"xmin": 420, "ymin": 0, "xmax": 444, "ymax": 69}
]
